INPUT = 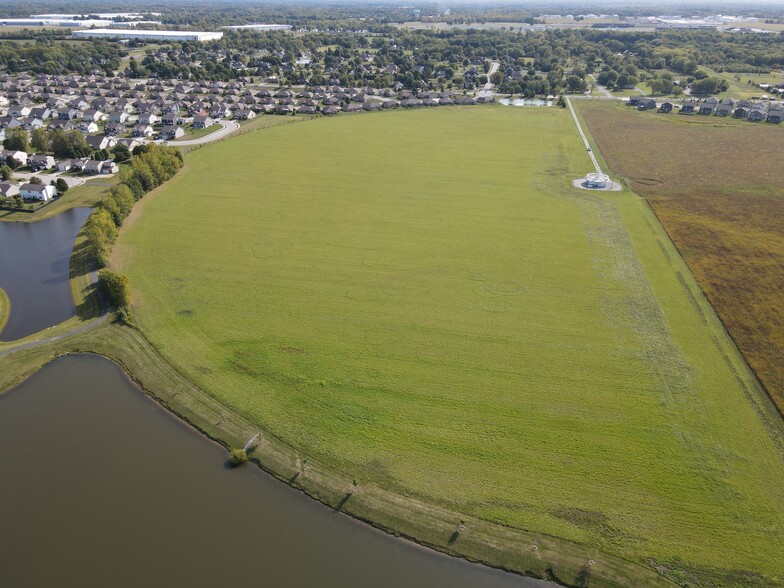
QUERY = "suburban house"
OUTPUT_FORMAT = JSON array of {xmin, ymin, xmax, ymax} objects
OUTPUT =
[
  {"xmin": 82, "ymin": 160, "xmax": 117, "ymax": 175},
  {"xmin": 161, "ymin": 113, "xmax": 180, "ymax": 126},
  {"xmin": 659, "ymin": 101, "xmax": 674, "ymax": 113},
  {"xmin": 76, "ymin": 120, "xmax": 99, "ymax": 133},
  {"xmin": 637, "ymin": 98, "xmax": 657, "ymax": 110},
  {"xmin": 109, "ymin": 111, "xmax": 129, "ymax": 124},
  {"xmin": 0, "ymin": 181, "xmax": 19, "ymax": 197},
  {"xmin": 103, "ymin": 123, "xmax": 126, "ymax": 136},
  {"xmin": 699, "ymin": 103, "xmax": 715, "ymax": 115},
  {"xmin": 83, "ymin": 109, "xmax": 106, "ymax": 123},
  {"xmin": 57, "ymin": 108, "xmax": 81, "ymax": 120},
  {"xmin": 715, "ymin": 103, "xmax": 733, "ymax": 117},
  {"xmin": 138, "ymin": 112, "xmax": 159, "ymax": 125},
  {"xmin": 748, "ymin": 108, "xmax": 767, "ymax": 122},
  {"xmin": 160, "ymin": 125, "xmax": 185, "ymax": 140},
  {"xmin": 0, "ymin": 150, "xmax": 28, "ymax": 166},
  {"xmin": 131, "ymin": 124, "xmax": 154, "ymax": 138},
  {"xmin": 192, "ymin": 115, "xmax": 214, "ymax": 129},
  {"xmin": 234, "ymin": 109, "xmax": 256, "ymax": 120},
  {"xmin": 115, "ymin": 138, "xmax": 142, "ymax": 151},
  {"xmin": 8, "ymin": 105, "xmax": 31, "ymax": 118},
  {"xmin": 680, "ymin": 99, "xmax": 697, "ymax": 113},
  {"xmin": 733, "ymin": 107, "xmax": 749, "ymax": 119},
  {"xmin": 767, "ymin": 107, "xmax": 784, "ymax": 123},
  {"xmin": 86, "ymin": 135, "xmax": 116, "ymax": 151},
  {"xmin": 19, "ymin": 183, "xmax": 56, "ymax": 201},
  {"xmin": 57, "ymin": 159, "xmax": 76, "ymax": 172},
  {"xmin": 28, "ymin": 154, "xmax": 56, "ymax": 171}
]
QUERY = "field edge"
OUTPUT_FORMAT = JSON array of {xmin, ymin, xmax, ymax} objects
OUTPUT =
[{"xmin": 0, "ymin": 320, "xmax": 678, "ymax": 588}]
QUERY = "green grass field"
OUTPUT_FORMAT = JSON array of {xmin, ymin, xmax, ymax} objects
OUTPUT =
[{"xmin": 115, "ymin": 107, "xmax": 784, "ymax": 585}]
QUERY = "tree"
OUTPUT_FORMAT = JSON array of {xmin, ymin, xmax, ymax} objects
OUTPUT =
[
  {"xmin": 31, "ymin": 128, "xmax": 50, "ymax": 153},
  {"xmin": 84, "ymin": 209, "xmax": 118, "ymax": 268},
  {"xmin": 3, "ymin": 128, "xmax": 29, "ymax": 152},
  {"xmin": 55, "ymin": 178, "xmax": 69, "ymax": 195},
  {"xmin": 113, "ymin": 144, "xmax": 131, "ymax": 163},
  {"xmin": 0, "ymin": 165, "xmax": 12, "ymax": 181},
  {"xmin": 98, "ymin": 269, "xmax": 131, "ymax": 308},
  {"xmin": 29, "ymin": 176, "xmax": 43, "ymax": 185},
  {"xmin": 565, "ymin": 75, "xmax": 587, "ymax": 93}
]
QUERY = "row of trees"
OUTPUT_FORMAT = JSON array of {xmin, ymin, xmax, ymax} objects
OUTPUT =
[{"xmin": 85, "ymin": 144, "xmax": 183, "ymax": 270}]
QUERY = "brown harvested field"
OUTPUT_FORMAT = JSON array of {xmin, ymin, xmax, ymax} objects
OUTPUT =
[{"xmin": 576, "ymin": 100, "xmax": 784, "ymax": 413}]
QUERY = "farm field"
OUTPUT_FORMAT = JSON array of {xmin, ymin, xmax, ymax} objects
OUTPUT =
[
  {"xmin": 576, "ymin": 100, "xmax": 784, "ymax": 415},
  {"xmin": 114, "ymin": 107, "xmax": 784, "ymax": 585}
]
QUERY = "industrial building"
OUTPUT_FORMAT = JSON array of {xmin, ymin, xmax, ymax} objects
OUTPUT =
[
  {"xmin": 72, "ymin": 29, "xmax": 223, "ymax": 42},
  {"xmin": 224, "ymin": 24, "xmax": 293, "ymax": 31}
]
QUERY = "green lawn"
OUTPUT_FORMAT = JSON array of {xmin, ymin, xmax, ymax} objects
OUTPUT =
[{"xmin": 115, "ymin": 106, "xmax": 784, "ymax": 585}]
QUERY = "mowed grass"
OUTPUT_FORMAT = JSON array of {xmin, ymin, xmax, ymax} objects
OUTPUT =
[
  {"xmin": 115, "ymin": 107, "xmax": 784, "ymax": 584},
  {"xmin": 577, "ymin": 100, "xmax": 784, "ymax": 416}
]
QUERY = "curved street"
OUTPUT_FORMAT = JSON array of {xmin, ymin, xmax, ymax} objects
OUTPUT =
[{"xmin": 168, "ymin": 119, "xmax": 241, "ymax": 146}]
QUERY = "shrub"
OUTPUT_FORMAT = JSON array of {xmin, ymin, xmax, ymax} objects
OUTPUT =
[{"xmin": 229, "ymin": 448, "xmax": 248, "ymax": 467}]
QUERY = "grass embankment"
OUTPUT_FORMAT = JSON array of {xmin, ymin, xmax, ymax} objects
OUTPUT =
[
  {"xmin": 576, "ymin": 100, "xmax": 784, "ymax": 415},
  {"xmin": 0, "ymin": 287, "xmax": 9, "ymax": 334},
  {"xmin": 113, "ymin": 106, "xmax": 784, "ymax": 585},
  {"xmin": 0, "ymin": 176, "xmax": 119, "ymax": 223}
]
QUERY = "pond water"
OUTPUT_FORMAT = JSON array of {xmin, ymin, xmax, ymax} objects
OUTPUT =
[
  {"xmin": 0, "ymin": 354, "xmax": 552, "ymax": 588},
  {"xmin": 499, "ymin": 98, "xmax": 553, "ymax": 107},
  {"xmin": 0, "ymin": 207, "xmax": 91, "ymax": 341}
]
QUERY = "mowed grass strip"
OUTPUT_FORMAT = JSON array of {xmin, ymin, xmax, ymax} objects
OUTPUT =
[
  {"xmin": 116, "ymin": 107, "xmax": 784, "ymax": 583},
  {"xmin": 577, "ymin": 100, "xmax": 784, "ymax": 414}
]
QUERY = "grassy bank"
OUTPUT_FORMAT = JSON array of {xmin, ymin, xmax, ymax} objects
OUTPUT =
[
  {"xmin": 0, "ymin": 320, "xmax": 675, "ymax": 588},
  {"xmin": 0, "ymin": 287, "xmax": 9, "ymax": 334},
  {"xmin": 576, "ymin": 99, "xmax": 784, "ymax": 415},
  {"xmin": 112, "ymin": 106, "xmax": 784, "ymax": 584}
]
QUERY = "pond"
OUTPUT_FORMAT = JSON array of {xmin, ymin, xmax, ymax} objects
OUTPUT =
[
  {"xmin": 0, "ymin": 354, "xmax": 552, "ymax": 588},
  {"xmin": 0, "ymin": 207, "xmax": 91, "ymax": 341},
  {"xmin": 499, "ymin": 98, "xmax": 553, "ymax": 107}
]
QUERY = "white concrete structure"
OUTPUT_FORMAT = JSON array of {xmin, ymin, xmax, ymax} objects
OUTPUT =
[
  {"xmin": 584, "ymin": 172, "xmax": 609, "ymax": 188},
  {"xmin": 72, "ymin": 29, "xmax": 223, "ymax": 42}
]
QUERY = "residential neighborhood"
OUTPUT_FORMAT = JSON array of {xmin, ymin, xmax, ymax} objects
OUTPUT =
[
  {"xmin": 0, "ymin": 70, "xmax": 483, "ymax": 206},
  {"xmin": 628, "ymin": 93, "xmax": 784, "ymax": 123}
]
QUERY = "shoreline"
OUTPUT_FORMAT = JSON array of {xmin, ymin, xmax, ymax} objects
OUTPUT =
[
  {"xmin": 0, "ymin": 322, "xmax": 677, "ymax": 588},
  {"xmin": 0, "ymin": 287, "xmax": 9, "ymax": 335}
]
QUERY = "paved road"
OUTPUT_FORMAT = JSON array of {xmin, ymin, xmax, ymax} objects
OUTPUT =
[
  {"xmin": 477, "ymin": 61, "xmax": 500, "ymax": 98},
  {"xmin": 168, "ymin": 119, "xmax": 241, "ymax": 146},
  {"xmin": 565, "ymin": 97, "xmax": 601, "ymax": 175}
]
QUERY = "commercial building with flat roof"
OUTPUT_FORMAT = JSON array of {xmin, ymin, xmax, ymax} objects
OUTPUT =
[
  {"xmin": 72, "ymin": 29, "xmax": 223, "ymax": 42},
  {"xmin": 224, "ymin": 24, "xmax": 292, "ymax": 31}
]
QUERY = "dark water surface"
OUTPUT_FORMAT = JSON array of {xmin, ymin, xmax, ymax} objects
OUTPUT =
[
  {"xmin": 0, "ymin": 355, "xmax": 551, "ymax": 588},
  {"xmin": 0, "ymin": 208, "xmax": 92, "ymax": 341}
]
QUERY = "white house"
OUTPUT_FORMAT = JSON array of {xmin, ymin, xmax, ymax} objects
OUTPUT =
[
  {"xmin": 0, "ymin": 149, "xmax": 28, "ymax": 166},
  {"xmin": 0, "ymin": 181, "xmax": 19, "ymax": 197},
  {"xmin": 19, "ymin": 183, "xmax": 56, "ymax": 201},
  {"xmin": 76, "ymin": 120, "xmax": 99, "ymax": 133}
]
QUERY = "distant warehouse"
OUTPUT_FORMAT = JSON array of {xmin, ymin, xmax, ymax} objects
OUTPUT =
[
  {"xmin": 224, "ymin": 24, "xmax": 293, "ymax": 31},
  {"xmin": 72, "ymin": 29, "xmax": 223, "ymax": 42}
]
